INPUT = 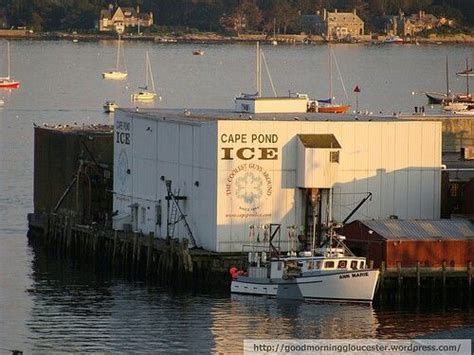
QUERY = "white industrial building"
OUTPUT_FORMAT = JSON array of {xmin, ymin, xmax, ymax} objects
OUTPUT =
[{"xmin": 112, "ymin": 100, "xmax": 442, "ymax": 252}]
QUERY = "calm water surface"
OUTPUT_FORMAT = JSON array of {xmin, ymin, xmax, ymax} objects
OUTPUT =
[{"xmin": 0, "ymin": 40, "xmax": 473, "ymax": 353}]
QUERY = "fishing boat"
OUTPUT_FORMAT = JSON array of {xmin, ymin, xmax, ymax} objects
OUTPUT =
[
  {"xmin": 103, "ymin": 100, "xmax": 118, "ymax": 113},
  {"xmin": 0, "ymin": 42, "xmax": 20, "ymax": 89},
  {"xmin": 102, "ymin": 37, "xmax": 127, "ymax": 80},
  {"xmin": 230, "ymin": 187, "xmax": 379, "ymax": 303},
  {"xmin": 230, "ymin": 225, "xmax": 379, "ymax": 303},
  {"xmin": 131, "ymin": 51, "xmax": 156, "ymax": 101}
]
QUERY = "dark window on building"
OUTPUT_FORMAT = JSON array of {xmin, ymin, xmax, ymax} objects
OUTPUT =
[{"xmin": 330, "ymin": 151, "xmax": 340, "ymax": 163}]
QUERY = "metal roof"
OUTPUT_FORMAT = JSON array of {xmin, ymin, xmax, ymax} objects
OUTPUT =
[
  {"xmin": 298, "ymin": 134, "xmax": 341, "ymax": 148},
  {"xmin": 360, "ymin": 219, "xmax": 474, "ymax": 241},
  {"xmin": 119, "ymin": 108, "xmax": 417, "ymax": 123}
]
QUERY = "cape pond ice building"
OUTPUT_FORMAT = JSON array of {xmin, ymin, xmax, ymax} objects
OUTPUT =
[{"xmin": 112, "ymin": 98, "xmax": 442, "ymax": 252}]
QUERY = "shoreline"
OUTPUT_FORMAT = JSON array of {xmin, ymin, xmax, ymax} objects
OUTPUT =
[{"xmin": 0, "ymin": 30, "xmax": 473, "ymax": 45}]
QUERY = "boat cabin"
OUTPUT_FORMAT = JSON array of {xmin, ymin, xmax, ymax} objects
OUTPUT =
[{"xmin": 264, "ymin": 256, "xmax": 367, "ymax": 279}]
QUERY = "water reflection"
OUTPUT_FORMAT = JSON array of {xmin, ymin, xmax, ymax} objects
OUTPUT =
[
  {"xmin": 17, "ymin": 242, "xmax": 474, "ymax": 353},
  {"xmin": 211, "ymin": 296, "xmax": 378, "ymax": 353}
]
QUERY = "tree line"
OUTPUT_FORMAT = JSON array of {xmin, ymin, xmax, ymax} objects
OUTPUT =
[{"xmin": 0, "ymin": 0, "xmax": 472, "ymax": 33}]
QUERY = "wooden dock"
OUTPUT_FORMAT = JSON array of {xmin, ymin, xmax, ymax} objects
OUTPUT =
[{"xmin": 28, "ymin": 212, "xmax": 473, "ymax": 304}]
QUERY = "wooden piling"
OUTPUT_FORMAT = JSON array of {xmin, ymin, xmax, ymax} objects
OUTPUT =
[
  {"xmin": 416, "ymin": 261, "xmax": 421, "ymax": 288},
  {"xmin": 468, "ymin": 261, "xmax": 472, "ymax": 293},
  {"xmin": 146, "ymin": 232, "xmax": 154, "ymax": 276}
]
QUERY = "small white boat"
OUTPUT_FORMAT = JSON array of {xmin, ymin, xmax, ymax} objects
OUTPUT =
[
  {"xmin": 384, "ymin": 35, "xmax": 404, "ymax": 44},
  {"xmin": 230, "ymin": 224, "xmax": 379, "ymax": 303},
  {"xmin": 443, "ymin": 102, "xmax": 469, "ymax": 112},
  {"xmin": 103, "ymin": 100, "xmax": 118, "ymax": 113},
  {"xmin": 192, "ymin": 49, "xmax": 204, "ymax": 55},
  {"xmin": 132, "ymin": 51, "xmax": 157, "ymax": 101},
  {"xmin": 102, "ymin": 37, "xmax": 127, "ymax": 80}
]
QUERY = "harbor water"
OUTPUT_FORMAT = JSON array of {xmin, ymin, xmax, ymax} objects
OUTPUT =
[{"xmin": 0, "ymin": 40, "xmax": 473, "ymax": 353}]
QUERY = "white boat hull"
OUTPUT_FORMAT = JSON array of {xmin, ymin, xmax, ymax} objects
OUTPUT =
[
  {"xmin": 132, "ymin": 91, "xmax": 156, "ymax": 101},
  {"xmin": 102, "ymin": 71, "xmax": 127, "ymax": 80},
  {"xmin": 231, "ymin": 269, "xmax": 379, "ymax": 303}
]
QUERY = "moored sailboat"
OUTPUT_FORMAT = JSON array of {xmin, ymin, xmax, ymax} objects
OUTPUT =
[
  {"xmin": 317, "ymin": 46, "xmax": 350, "ymax": 113},
  {"xmin": 102, "ymin": 36, "xmax": 127, "ymax": 80},
  {"xmin": 131, "ymin": 51, "xmax": 157, "ymax": 101},
  {"xmin": 0, "ymin": 42, "xmax": 20, "ymax": 89}
]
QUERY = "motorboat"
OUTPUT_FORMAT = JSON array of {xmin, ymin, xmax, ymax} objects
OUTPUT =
[
  {"xmin": 384, "ymin": 35, "xmax": 404, "ymax": 44},
  {"xmin": 103, "ymin": 100, "xmax": 118, "ymax": 113},
  {"xmin": 230, "ymin": 225, "xmax": 379, "ymax": 303},
  {"xmin": 102, "ymin": 70, "xmax": 127, "ymax": 80},
  {"xmin": 192, "ymin": 49, "xmax": 204, "ymax": 55}
]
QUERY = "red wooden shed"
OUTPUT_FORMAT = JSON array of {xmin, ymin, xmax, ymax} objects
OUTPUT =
[{"xmin": 342, "ymin": 219, "xmax": 474, "ymax": 268}]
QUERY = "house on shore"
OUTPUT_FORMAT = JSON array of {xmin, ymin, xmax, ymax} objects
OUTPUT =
[
  {"xmin": 387, "ymin": 10, "xmax": 453, "ymax": 37},
  {"xmin": 99, "ymin": 5, "xmax": 153, "ymax": 33},
  {"xmin": 298, "ymin": 9, "xmax": 364, "ymax": 41}
]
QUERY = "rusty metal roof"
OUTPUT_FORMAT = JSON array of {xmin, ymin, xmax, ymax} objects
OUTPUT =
[{"xmin": 360, "ymin": 219, "xmax": 474, "ymax": 240}]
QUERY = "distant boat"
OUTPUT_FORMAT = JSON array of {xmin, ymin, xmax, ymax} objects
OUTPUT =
[
  {"xmin": 425, "ymin": 56, "xmax": 474, "ymax": 104},
  {"xmin": 456, "ymin": 68, "xmax": 474, "ymax": 77},
  {"xmin": 103, "ymin": 100, "xmax": 118, "ymax": 113},
  {"xmin": 0, "ymin": 42, "xmax": 20, "ymax": 89},
  {"xmin": 132, "ymin": 51, "xmax": 156, "ymax": 101},
  {"xmin": 384, "ymin": 35, "xmax": 404, "ymax": 44},
  {"xmin": 192, "ymin": 49, "xmax": 204, "ymax": 56},
  {"xmin": 317, "ymin": 46, "xmax": 350, "ymax": 114},
  {"xmin": 103, "ymin": 37, "xmax": 127, "ymax": 80},
  {"xmin": 317, "ymin": 102, "xmax": 351, "ymax": 113}
]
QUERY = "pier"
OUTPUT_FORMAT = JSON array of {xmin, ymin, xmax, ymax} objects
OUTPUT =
[{"xmin": 27, "ymin": 212, "xmax": 474, "ymax": 304}]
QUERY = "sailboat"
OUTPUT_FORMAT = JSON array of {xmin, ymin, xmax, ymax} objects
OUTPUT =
[
  {"xmin": 317, "ymin": 46, "xmax": 350, "ymax": 113},
  {"xmin": 132, "ymin": 51, "xmax": 156, "ymax": 101},
  {"xmin": 102, "ymin": 37, "xmax": 127, "ymax": 80},
  {"xmin": 0, "ymin": 42, "xmax": 20, "ymax": 89},
  {"xmin": 425, "ymin": 56, "xmax": 473, "ymax": 104}
]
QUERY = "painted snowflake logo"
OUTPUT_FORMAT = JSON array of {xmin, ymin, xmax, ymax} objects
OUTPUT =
[{"xmin": 235, "ymin": 172, "xmax": 263, "ymax": 204}]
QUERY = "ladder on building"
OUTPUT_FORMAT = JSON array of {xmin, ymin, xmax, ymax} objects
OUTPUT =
[{"xmin": 165, "ymin": 180, "xmax": 197, "ymax": 248}]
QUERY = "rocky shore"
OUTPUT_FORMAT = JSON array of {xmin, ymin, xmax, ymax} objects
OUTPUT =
[{"xmin": 0, "ymin": 29, "xmax": 473, "ymax": 45}]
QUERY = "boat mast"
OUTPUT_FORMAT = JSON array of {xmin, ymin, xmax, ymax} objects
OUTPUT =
[
  {"xmin": 446, "ymin": 55, "xmax": 449, "ymax": 97},
  {"xmin": 256, "ymin": 42, "xmax": 262, "ymax": 97},
  {"xmin": 329, "ymin": 46, "xmax": 333, "ymax": 102},
  {"xmin": 466, "ymin": 58, "xmax": 470, "ymax": 96},
  {"xmin": 116, "ymin": 36, "xmax": 121, "ymax": 71},
  {"xmin": 148, "ymin": 52, "xmax": 156, "ymax": 93},
  {"xmin": 7, "ymin": 41, "xmax": 11, "ymax": 79}
]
